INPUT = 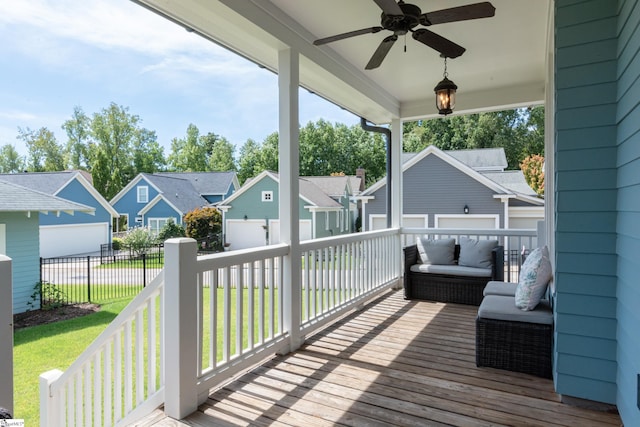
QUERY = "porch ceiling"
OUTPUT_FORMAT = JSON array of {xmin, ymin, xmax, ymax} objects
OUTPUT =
[{"xmin": 134, "ymin": 0, "xmax": 551, "ymax": 124}]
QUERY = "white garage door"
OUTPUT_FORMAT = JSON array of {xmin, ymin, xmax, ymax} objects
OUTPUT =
[
  {"xmin": 369, "ymin": 215, "xmax": 427, "ymax": 231},
  {"xmin": 435, "ymin": 215, "xmax": 498, "ymax": 229},
  {"xmin": 226, "ymin": 220, "xmax": 267, "ymax": 250},
  {"xmin": 40, "ymin": 223, "xmax": 109, "ymax": 258},
  {"xmin": 268, "ymin": 220, "xmax": 312, "ymax": 244}
]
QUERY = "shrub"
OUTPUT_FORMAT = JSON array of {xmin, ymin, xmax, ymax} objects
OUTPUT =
[
  {"xmin": 111, "ymin": 237, "xmax": 123, "ymax": 251},
  {"xmin": 27, "ymin": 281, "xmax": 66, "ymax": 311},
  {"xmin": 158, "ymin": 218, "xmax": 186, "ymax": 241},
  {"xmin": 184, "ymin": 207, "xmax": 221, "ymax": 240},
  {"xmin": 123, "ymin": 227, "xmax": 156, "ymax": 257}
]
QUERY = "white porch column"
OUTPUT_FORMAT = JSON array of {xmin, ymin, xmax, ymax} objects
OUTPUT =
[
  {"xmin": 390, "ymin": 118, "xmax": 403, "ymax": 228},
  {"xmin": 163, "ymin": 238, "xmax": 198, "ymax": 419},
  {"xmin": 0, "ymin": 255, "xmax": 13, "ymax": 415},
  {"xmin": 278, "ymin": 47, "xmax": 303, "ymax": 352}
]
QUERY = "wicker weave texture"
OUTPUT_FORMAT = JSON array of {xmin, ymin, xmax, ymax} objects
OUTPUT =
[
  {"xmin": 406, "ymin": 273, "xmax": 487, "ymax": 305},
  {"xmin": 475, "ymin": 316, "xmax": 553, "ymax": 378}
]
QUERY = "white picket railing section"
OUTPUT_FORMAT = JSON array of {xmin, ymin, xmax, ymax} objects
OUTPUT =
[
  {"xmin": 40, "ymin": 230, "xmax": 402, "ymax": 426},
  {"xmin": 39, "ymin": 271, "xmax": 165, "ymax": 426}
]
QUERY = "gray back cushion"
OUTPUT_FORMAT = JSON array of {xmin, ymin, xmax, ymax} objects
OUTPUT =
[
  {"xmin": 458, "ymin": 237, "xmax": 498, "ymax": 269},
  {"xmin": 416, "ymin": 237, "xmax": 455, "ymax": 265}
]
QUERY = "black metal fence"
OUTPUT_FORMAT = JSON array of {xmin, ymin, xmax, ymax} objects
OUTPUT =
[{"xmin": 37, "ymin": 249, "xmax": 164, "ymax": 309}]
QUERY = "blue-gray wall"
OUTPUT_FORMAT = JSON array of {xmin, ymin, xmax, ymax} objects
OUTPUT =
[
  {"xmin": 366, "ymin": 154, "xmax": 505, "ymax": 228},
  {"xmin": 112, "ymin": 177, "xmax": 161, "ymax": 228},
  {"xmin": 556, "ymin": 2, "xmax": 640, "ymax": 423},
  {"xmin": 0, "ymin": 213, "xmax": 40, "ymax": 314},
  {"xmin": 614, "ymin": 0, "xmax": 640, "ymax": 424},
  {"xmin": 39, "ymin": 178, "xmax": 112, "ymax": 226}
]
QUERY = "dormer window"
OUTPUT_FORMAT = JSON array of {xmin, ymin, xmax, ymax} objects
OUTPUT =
[
  {"xmin": 262, "ymin": 191, "xmax": 273, "ymax": 202},
  {"xmin": 137, "ymin": 186, "xmax": 149, "ymax": 203}
]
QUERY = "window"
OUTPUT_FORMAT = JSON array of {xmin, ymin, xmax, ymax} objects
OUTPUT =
[
  {"xmin": 262, "ymin": 191, "xmax": 273, "ymax": 202},
  {"xmin": 137, "ymin": 186, "xmax": 149, "ymax": 203},
  {"xmin": 148, "ymin": 218, "xmax": 173, "ymax": 235}
]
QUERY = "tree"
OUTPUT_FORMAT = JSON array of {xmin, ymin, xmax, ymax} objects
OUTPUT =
[
  {"xmin": 18, "ymin": 127, "xmax": 66, "ymax": 172},
  {"xmin": 132, "ymin": 128, "xmax": 166, "ymax": 173},
  {"xmin": 183, "ymin": 207, "xmax": 222, "ymax": 250},
  {"xmin": 237, "ymin": 139, "xmax": 261, "ymax": 184},
  {"xmin": 0, "ymin": 144, "xmax": 25, "ymax": 173},
  {"xmin": 207, "ymin": 136, "xmax": 236, "ymax": 171},
  {"xmin": 167, "ymin": 124, "xmax": 208, "ymax": 171},
  {"xmin": 87, "ymin": 103, "xmax": 139, "ymax": 199},
  {"xmin": 521, "ymin": 154, "xmax": 545, "ymax": 197},
  {"xmin": 122, "ymin": 227, "xmax": 156, "ymax": 257},
  {"xmin": 62, "ymin": 106, "xmax": 91, "ymax": 169}
]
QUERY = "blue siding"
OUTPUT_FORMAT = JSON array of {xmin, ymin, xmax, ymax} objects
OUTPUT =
[
  {"xmin": 39, "ymin": 178, "xmax": 111, "ymax": 226},
  {"xmin": 112, "ymin": 177, "xmax": 161, "ymax": 228},
  {"xmin": 0, "ymin": 213, "xmax": 40, "ymax": 314},
  {"xmin": 614, "ymin": 0, "xmax": 640, "ymax": 424},
  {"xmin": 144, "ymin": 201, "xmax": 183, "ymax": 225},
  {"xmin": 555, "ymin": 0, "xmax": 619, "ymax": 404}
]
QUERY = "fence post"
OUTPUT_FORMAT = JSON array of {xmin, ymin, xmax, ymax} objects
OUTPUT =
[
  {"xmin": 0, "ymin": 256, "xmax": 13, "ymax": 415},
  {"xmin": 164, "ymin": 238, "xmax": 198, "ymax": 419},
  {"xmin": 143, "ymin": 253, "xmax": 147, "ymax": 287},
  {"xmin": 39, "ymin": 369, "xmax": 62, "ymax": 427},
  {"xmin": 39, "ymin": 257, "xmax": 43, "ymax": 310},
  {"xmin": 87, "ymin": 255, "xmax": 91, "ymax": 303}
]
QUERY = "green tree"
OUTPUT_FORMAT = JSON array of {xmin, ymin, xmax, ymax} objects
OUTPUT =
[
  {"xmin": 167, "ymin": 124, "xmax": 208, "ymax": 171},
  {"xmin": 0, "ymin": 144, "xmax": 25, "ymax": 173},
  {"xmin": 62, "ymin": 106, "xmax": 91, "ymax": 170},
  {"xmin": 87, "ymin": 103, "xmax": 139, "ymax": 199},
  {"xmin": 18, "ymin": 127, "xmax": 66, "ymax": 172},
  {"xmin": 257, "ymin": 132, "xmax": 280, "ymax": 172},
  {"xmin": 132, "ymin": 128, "xmax": 166, "ymax": 173},
  {"xmin": 183, "ymin": 207, "xmax": 222, "ymax": 250},
  {"xmin": 207, "ymin": 136, "xmax": 236, "ymax": 171},
  {"xmin": 237, "ymin": 139, "xmax": 261, "ymax": 184}
]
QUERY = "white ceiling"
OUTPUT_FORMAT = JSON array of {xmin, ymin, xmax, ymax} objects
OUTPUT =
[{"xmin": 134, "ymin": 0, "xmax": 552, "ymax": 124}]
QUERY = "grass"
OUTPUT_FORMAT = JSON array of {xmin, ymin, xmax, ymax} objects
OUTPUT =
[
  {"xmin": 96, "ymin": 256, "xmax": 164, "ymax": 269},
  {"xmin": 14, "ymin": 298, "xmax": 132, "ymax": 426}
]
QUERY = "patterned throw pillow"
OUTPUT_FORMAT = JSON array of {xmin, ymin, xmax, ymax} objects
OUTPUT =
[
  {"xmin": 515, "ymin": 246, "xmax": 552, "ymax": 311},
  {"xmin": 416, "ymin": 237, "xmax": 455, "ymax": 265}
]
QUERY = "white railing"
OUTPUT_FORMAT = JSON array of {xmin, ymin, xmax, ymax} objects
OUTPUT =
[
  {"xmin": 401, "ymin": 227, "xmax": 540, "ymax": 282},
  {"xmin": 41, "ymin": 230, "xmax": 402, "ymax": 425},
  {"xmin": 40, "ymin": 271, "xmax": 165, "ymax": 426}
]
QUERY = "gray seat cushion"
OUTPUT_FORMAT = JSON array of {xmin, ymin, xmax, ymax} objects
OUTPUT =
[
  {"xmin": 410, "ymin": 263, "xmax": 492, "ymax": 277},
  {"xmin": 483, "ymin": 281, "xmax": 517, "ymax": 297},
  {"xmin": 478, "ymin": 295, "xmax": 553, "ymax": 325}
]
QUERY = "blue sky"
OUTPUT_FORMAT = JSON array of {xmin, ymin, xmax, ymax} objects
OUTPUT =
[{"xmin": 0, "ymin": 0, "xmax": 359, "ymax": 158}]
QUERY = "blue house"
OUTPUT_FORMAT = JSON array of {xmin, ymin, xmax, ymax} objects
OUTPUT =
[
  {"xmin": 218, "ymin": 171, "xmax": 360, "ymax": 250},
  {"xmin": 0, "ymin": 171, "xmax": 118, "ymax": 257},
  {"xmin": 0, "ymin": 180, "xmax": 93, "ymax": 313},
  {"xmin": 110, "ymin": 172, "xmax": 239, "ymax": 234}
]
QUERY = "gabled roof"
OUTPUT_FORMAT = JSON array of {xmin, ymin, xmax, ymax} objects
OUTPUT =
[
  {"xmin": 218, "ymin": 171, "xmax": 341, "ymax": 209},
  {"xmin": 0, "ymin": 171, "xmax": 118, "ymax": 217},
  {"xmin": 362, "ymin": 145, "xmax": 542, "ymax": 205},
  {"xmin": 446, "ymin": 148, "xmax": 508, "ymax": 171},
  {"xmin": 0, "ymin": 180, "xmax": 94, "ymax": 215},
  {"xmin": 481, "ymin": 171, "xmax": 538, "ymax": 197},
  {"xmin": 303, "ymin": 176, "xmax": 358, "ymax": 199},
  {"xmin": 141, "ymin": 174, "xmax": 209, "ymax": 214},
  {"xmin": 154, "ymin": 171, "xmax": 239, "ymax": 196}
]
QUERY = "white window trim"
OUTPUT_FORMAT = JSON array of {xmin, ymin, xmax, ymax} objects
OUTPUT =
[
  {"xmin": 148, "ymin": 217, "xmax": 175, "ymax": 235},
  {"xmin": 137, "ymin": 186, "xmax": 149, "ymax": 203},
  {"xmin": 0, "ymin": 224, "xmax": 6, "ymax": 255},
  {"xmin": 325, "ymin": 211, "xmax": 329, "ymax": 230},
  {"xmin": 261, "ymin": 191, "xmax": 273, "ymax": 202}
]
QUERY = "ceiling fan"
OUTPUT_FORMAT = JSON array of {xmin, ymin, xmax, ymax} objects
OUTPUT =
[{"xmin": 313, "ymin": 0, "xmax": 496, "ymax": 70}]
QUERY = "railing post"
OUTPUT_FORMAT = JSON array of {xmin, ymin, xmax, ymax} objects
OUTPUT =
[
  {"xmin": 164, "ymin": 238, "xmax": 199, "ymax": 419},
  {"xmin": 39, "ymin": 369, "xmax": 62, "ymax": 427},
  {"xmin": 0, "ymin": 256, "xmax": 13, "ymax": 415}
]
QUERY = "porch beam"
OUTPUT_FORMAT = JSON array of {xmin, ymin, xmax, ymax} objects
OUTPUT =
[{"xmin": 278, "ymin": 47, "xmax": 303, "ymax": 352}]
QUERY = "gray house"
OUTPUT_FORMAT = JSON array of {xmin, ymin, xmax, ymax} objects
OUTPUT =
[{"xmin": 361, "ymin": 146, "xmax": 543, "ymax": 231}]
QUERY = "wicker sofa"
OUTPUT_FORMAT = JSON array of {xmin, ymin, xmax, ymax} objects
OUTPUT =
[{"xmin": 403, "ymin": 242, "xmax": 504, "ymax": 306}]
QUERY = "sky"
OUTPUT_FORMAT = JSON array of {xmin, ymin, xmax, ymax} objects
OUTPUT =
[{"xmin": 0, "ymin": 0, "xmax": 359, "ymax": 158}]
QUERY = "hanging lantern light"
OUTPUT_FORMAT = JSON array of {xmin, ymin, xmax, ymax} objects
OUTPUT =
[{"xmin": 434, "ymin": 57, "xmax": 457, "ymax": 116}]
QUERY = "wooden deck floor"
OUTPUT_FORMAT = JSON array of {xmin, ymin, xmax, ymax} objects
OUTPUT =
[{"xmin": 140, "ymin": 290, "xmax": 621, "ymax": 426}]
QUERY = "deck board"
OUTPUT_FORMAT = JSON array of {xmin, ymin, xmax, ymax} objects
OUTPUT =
[{"xmin": 143, "ymin": 290, "xmax": 621, "ymax": 426}]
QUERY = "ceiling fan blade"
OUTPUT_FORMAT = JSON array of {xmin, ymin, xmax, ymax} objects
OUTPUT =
[
  {"xmin": 372, "ymin": 0, "xmax": 403, "ymax": 16},
  {"xmin": 365, "ymin": 35, "xmax": 398, "ymax": 70},
  {"xmin": 421, "ymin": 2, "xmax": 496, "ymax": 26},
  {"xmin": 412, "ymin": 29, "xmax": 465, "ymax": 58},
  {"xmin": 314, "ymin": 26, "xmax": 384, "ymax": 45}
]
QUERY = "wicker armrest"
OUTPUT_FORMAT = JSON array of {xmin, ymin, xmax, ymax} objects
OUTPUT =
[{"xmin": 491, "ymin": 246, "xmax": 504, "ymax": 281}]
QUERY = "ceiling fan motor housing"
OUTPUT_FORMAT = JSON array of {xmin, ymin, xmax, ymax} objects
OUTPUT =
[{"xmin": 381, "ymin": 2, "xmax": 421, "ymax": 34}]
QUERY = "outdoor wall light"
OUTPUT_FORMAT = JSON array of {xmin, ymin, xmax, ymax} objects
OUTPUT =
[
  {"xmin": 463, "ymin": 204, "xmax": 469, "ymax": 214},
  {"xmin": 434, "ymin": 57, "xmax": 457, "ymax": 116},
  {"xmin": 243, "ymin": 214, "xmax": 248, "ymax": 220}
]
